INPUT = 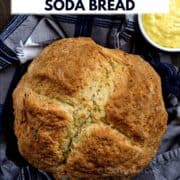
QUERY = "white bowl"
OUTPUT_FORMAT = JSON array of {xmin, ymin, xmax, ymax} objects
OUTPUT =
[{"xmin": 138, "ymin": 14, "xmax": 180, "ymax": 52}]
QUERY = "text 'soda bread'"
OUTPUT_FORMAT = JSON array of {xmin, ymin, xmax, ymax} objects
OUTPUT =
[{"xmin": 44, "ymin": 0, "xmax": 135, "ymax": 11}]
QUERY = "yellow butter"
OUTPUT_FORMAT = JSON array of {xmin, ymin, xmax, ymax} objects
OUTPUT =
[{"xmin": 142, "ymin": 0, "xmax": 180, "ymax": 48}]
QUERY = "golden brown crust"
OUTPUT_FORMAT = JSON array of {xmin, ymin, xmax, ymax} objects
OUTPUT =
[
  {"xmin": 13, "ymin": 37, "xmax": 167, "ymax": 179},
  {"xmin": 63, "ymin": 124, "xmax": 147, "ymax": 178}
]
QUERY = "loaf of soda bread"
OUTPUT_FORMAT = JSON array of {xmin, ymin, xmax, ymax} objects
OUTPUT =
[{"xmin": 13, "ymin": 38, "xmax": 167, "ymax": 179}]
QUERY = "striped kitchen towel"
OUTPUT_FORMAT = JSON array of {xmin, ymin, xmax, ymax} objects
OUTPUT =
[
  {"xmin": 0, "ymin": 15, "xmax": 179, "ymax": 68},
  {"xmin": 0, "ymin": 15, "xmax": 180, "ymax": 180}
]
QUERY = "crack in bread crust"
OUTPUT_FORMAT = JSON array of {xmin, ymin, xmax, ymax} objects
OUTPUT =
[
  {"xmin": 22, "ymin": 53, "xmax": 118, "ymax": 167},
  {"xmin": 13, "ymin": 38, "xmax": 167, "ymax": 179}
]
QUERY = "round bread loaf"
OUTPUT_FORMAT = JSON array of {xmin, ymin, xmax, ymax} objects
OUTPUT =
[{"xmin": 13, "ymin": 38, "xmax": 167, "ymax": 179}]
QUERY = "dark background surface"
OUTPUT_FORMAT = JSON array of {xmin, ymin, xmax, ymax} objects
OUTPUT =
[{"xmin": 0, "ymin": 0, "xmax": 11, "ymax": 31}]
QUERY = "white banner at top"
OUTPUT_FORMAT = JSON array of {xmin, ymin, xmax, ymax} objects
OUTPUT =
[{"xmin": 11, "ymin": 0, "xmax": 170, "ymax": 14}]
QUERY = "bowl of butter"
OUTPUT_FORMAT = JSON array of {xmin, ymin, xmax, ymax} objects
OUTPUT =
[{"xmin": 138, "ymin": 0, "xmax": 180, "ymax": 52}]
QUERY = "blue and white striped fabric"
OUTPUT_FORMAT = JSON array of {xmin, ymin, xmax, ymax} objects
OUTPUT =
[
  {"xmin": 0, "ymin": 15, "xmax": 180, "ymax": 180},
  {"xmin": 0, "ymin": 15, "xmax": 179, "ymax": 66},
  {"xmin": 0, "ymin": 40, "xmax": 18, "ymax": 69}
]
